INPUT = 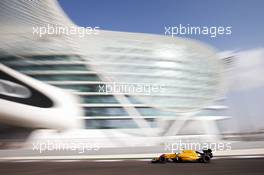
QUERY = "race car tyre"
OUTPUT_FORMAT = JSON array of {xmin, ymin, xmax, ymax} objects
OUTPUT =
[
  {"xmin": 151, "ymin": 159, "xmax": 159, "ymax": 163},
  {"xmin": 159, "ymin": 156, "xmax": 166, "ymax": 163},
  {"xmin": 177, "ymin": 158, "xmax": 182, "ymax": 163},
  {"xmin": 172, "ymin": 158, "xmax": 178, "ymax": 163},
  {"xmin": 201, "ymin": 155, "xmax": 211, "ymax": 163}
]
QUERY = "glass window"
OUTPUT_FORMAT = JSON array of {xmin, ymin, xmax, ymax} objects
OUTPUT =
[
  {"xmin": 81, "ymin": 95, "xmax": 143, "ymax": 104},
  {"xmin": 84, "ymin": 119, "xmax": 137, "ymax": 129},
  {"xmin": 84, "ymin": 119, "xmax": 156, "ymax": 129},
  {"xmin": 1, "ymin": 55, "xmax": 84, "ymax": 63},
  {"xmin": 81, "ymin": 95, "xmax": 119, "ymax": 104},
  {"xmin": 84, "ymin": 107, "xmax": 128, "ymax": 116},
  {"xmin": 83, "ymin": 107, "xmax": 176, "ymax": 116},
  {"xmin": 56, "ymin": 84, "xmax": 103, "ymax": 92},
  {"xmin": 9, "ymin": 65, "xmax": 89, "ymax": 71},
  {"xmin": 137, "ymin": 107, "xmax": 176, "ymax": 116},
  {"xmin": 0, "ymin": 56, "xmax": 20, "ymax": 62},
  {"xmin": 28, "ymin": 55, "xmax": 84, "ymax": 61},
  {"xmin": 196, "ymin": 109, "xmax": 227, "ymax": 116},
  {"xmin": 31, "ymin": 74, "xmax": 100, "ymax": 81}
]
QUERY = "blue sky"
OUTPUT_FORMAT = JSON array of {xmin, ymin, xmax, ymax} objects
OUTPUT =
[{"xmin": 59, "ymin": 0, "xmax": 264, "ymax": 51}]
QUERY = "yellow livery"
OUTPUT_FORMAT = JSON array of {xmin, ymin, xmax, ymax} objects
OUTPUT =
[{"xmin": 151, "ymin": 149, "xmax": 213, "ymax": 163}]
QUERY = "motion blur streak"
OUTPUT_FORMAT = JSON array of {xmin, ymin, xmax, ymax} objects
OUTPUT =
[{"xmin": 0, "ymin": 158, "xmax": 264, "ymax": 175}]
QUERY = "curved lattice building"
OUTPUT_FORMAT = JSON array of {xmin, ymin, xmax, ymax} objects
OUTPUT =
[{"xmin": 0, "ymin": 0, "xmax": 228, "ymax": 146}]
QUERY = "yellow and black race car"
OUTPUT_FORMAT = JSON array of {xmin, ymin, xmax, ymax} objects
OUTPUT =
[{"xmin": 151, "ymin": 149, "xmax": 213, "ymax": 163}]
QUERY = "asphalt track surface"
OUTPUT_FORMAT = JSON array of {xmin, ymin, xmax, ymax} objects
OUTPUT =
[{"xmin": 0, "ymin": 158, "xmax": 264, "ymax": 175}]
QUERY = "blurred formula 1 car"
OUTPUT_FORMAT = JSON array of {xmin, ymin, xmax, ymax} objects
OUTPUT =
[{"xmin": 151, "ymin": 149, "xmax": 213, "ymax": 163}]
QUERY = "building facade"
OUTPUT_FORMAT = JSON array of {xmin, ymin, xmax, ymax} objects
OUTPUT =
[{"xmin": 0, "ymin": 0, "xmax": 228, "ymax": 145}]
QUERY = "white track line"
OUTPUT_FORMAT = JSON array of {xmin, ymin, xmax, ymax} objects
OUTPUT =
[
  {"xmin": 94, "ymin": 159, "xmax": 124, "ymax": 162},
  {"xmin": 49, "ymin": 160, "xmax": 82, "ymax": 162},
  {"xmin": 1, "ymin": 156, "xmax": 264, "ymax": 163},
  {"xmin": 215, "ymin": 155, "xmax": 264, "ymax": 159},
  {"xmin": 1, "ymin": 148, "xmax": 264, "ymax": 162}
]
